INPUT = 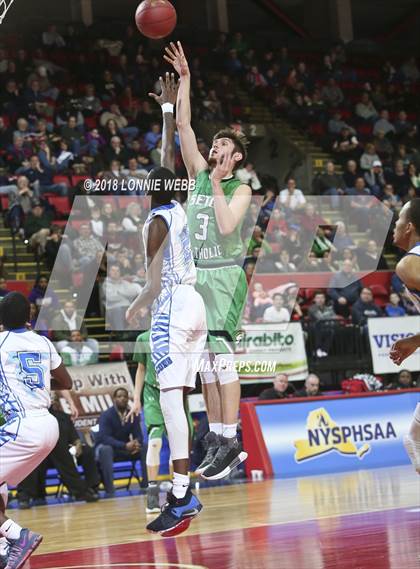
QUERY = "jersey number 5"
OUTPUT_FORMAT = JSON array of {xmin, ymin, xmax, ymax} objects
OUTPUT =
[
  {"xmin": 18, "ymin": 352, "xmax": 45, "ymax": 390},
  {"xmin": 195, "ymin": 213, "xmax": 209, "ymax": 241}
]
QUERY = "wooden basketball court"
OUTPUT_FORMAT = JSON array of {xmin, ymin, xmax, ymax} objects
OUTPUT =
[{"xmin": 10, "ymin": 465, "xmax": 420, "ymax": 569}]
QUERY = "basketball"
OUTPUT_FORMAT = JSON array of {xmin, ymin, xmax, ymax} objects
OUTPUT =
[{"xmin": 135, "ymin": 0, "xmax": 177, "ymax": 40}]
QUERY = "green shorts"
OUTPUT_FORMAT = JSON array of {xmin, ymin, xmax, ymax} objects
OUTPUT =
[
  {"xmin": 196, "ymin": 265, "xmax": 248, "ymax": 354},
  {"xmin": 143, "ymin": 383, "xmax": 193, "ymax": 439}
]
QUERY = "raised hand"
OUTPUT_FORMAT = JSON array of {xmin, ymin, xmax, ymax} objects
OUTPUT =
[
  {"xmin": 390, "ymin": 336, "xmax": 418, "ymax": 366},
  {"xmin": 148, "ymin": 71, "xmax": 179, "ymax": 106},
  {"xmin": 163, "ymin": 41, "xmax": 190, "ymax": 77},
  {"xmin": 211, "ymin": 152, "xmax": 236, "ymax": 183}
]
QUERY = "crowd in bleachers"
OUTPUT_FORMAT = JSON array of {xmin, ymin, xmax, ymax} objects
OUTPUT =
[{"xmin": 0, "ymin": 26, "xmax": 418, "ymax": 366}]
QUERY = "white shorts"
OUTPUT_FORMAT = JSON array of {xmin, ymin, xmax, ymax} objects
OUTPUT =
[
  {"xmin": 0, "ymin": 411, "xmax": 59, "ymax": 486},
  {"xmin": 150, "ymin": 285, "xmax": 207, "ymax": 390}
]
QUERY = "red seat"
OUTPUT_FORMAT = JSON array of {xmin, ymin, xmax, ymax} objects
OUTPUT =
[
  {"xmin": 109, "ymin": 345, "xmax": 124, "ymax": 361},
  {"xmin": 53, "ymin": 175, "xmax": 70, "ymax": 186},
  {"xmin": 0, "ymin": 196, "xmax": 8, "ymax": 210},
  {"xmin": 49, "ymin": 196, "xmax": 71, "ymax": 217},
  {"xmin": 369, "ymin": 284, "xmax": 389, "ymax": 308},
  {"xmin": 72, "ymin": 272, "xmax": 84, "ymax": 288},
  {"xmin": 71, "ymin": 176, "xmax": 89, "ymax": 187},
  {"xmin": 6, "ymin": 280, "xmax": 31, "ymax": 296}
]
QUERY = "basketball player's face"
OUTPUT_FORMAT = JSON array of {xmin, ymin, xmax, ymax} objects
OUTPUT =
[
  {"xmin": 393, "ymin": 203, "xmax": 411, "ymax": 250},
  {"xmin": 209, "ymin": 138, "xmax": 236, "ymax": 167}
]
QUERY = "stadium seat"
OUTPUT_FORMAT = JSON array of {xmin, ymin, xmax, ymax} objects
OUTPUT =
[
  {"xmin": 71, "ymin": 175, "xmax": 89, "ymax": 187},
  {"xmin": 369, "ymin": 284, "xmax": 389, "ymax": 308},
  {"xmin": 53, "ymin": 175, "xmax": 71, "ymax": 186},
  {"xmin": 49, "ymin": 196, "xmax": 71, "ymax": 217}
]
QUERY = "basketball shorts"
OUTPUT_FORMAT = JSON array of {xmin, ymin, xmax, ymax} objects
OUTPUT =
[
  {"xmin": 196, "ymin": 265, "xmax": 248, "ymax": 354},
  {"xmin": 0, "ymin": 411, "xmax": 59, "ymax": 486},
  {"xmin": 150, "ymin": 284, "xmax": 207, "ymax": 390}
]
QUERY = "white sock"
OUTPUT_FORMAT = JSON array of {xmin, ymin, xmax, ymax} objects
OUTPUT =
[
  {"xmin": 0, "ymin": 537, "xmax": 8, "ymax": 555},
  {"xmin": 0, "ymin": 520, "xmax": 22, "ymax": 540},
  {"xmin": 223, "ymin": 423, "xmax": 237, "ymax": 439},
  {"xmin": 209, "ymin": 422, "xmax": 223, "ymax": 435},
  {"xmin": 172, "ymin": 472, "xmax": 190, "ymax": 500}
]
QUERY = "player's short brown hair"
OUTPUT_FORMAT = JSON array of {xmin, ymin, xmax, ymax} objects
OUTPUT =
[{"xmin": 212, "ymin": 128, "xmax": 249, "ymax": 169}]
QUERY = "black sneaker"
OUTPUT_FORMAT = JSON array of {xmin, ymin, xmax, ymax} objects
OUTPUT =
[
  {"xmin": 195, "ymin": 431, "xmax": 220, "ymax": 474},
  {"xmin": 146, "ymin": 490, "xmax": 202, "ymax": 537},
  {"xmin": 201, "ymin": 436, "xmax": 248, "ymax": 480}
]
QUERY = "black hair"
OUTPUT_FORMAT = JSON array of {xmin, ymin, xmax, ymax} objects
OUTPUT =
[
  {"xmin": 147, "ymin": 167, "xmax": 176, "ymax": 205},
  {"xmin": 213, "ymin": 128, "xmax": 248, "ymax": 169},
  {"xmin": 113, "ymin": 387, "xmax": 129, "ymax": 398},
  {"xmin": 0, "ymin": 292, "xmax": 30, "ymax": 329},
  {"xmin": 34, "ymin": 274, "xmax": 48, "ymax": 288},
  {"xmin": 407, "ymin": 198, "xmax": 420, "ymax": 236}
]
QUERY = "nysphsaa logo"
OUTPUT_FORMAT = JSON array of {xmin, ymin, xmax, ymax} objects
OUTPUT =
[{"xmin": 294, "ymin": 408, "xmax": 397, "ymax": 462}]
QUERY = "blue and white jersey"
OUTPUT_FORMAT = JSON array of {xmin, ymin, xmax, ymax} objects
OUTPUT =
[
  {"xmin": 405, "ymin": 242, "xmax": 420, "ymax": 312},
  {"xmin": 143, "ymin": 200, "xmax": 197, "ymax": 291},
  {"xmin": 0, "ymin": 329, "xmax": 62, "ymax": 419}
]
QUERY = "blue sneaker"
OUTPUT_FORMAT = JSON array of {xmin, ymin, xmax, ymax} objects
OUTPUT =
[
  {"xmin": 5, "ymin": 529, "xmax": 42, "ymax": 569},
  {"xmin": 146, "ymin": 490, "xmax": 202, "ymax": 537}
]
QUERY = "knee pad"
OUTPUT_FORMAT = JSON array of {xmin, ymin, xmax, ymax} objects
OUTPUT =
[
  {"xmin": 0, "ymin": 483, "xmax": 8, "ymax": 509},
  {"xmin": 215, "ymin": 353, "xmax": 238, "ymax": 385},
  {"xmin": 146, "ymin": 436, "xmax": 163, "ymax": 467},
  {"xmin": 199, "ymin": 350, "xmax": 217, "ymax": 385}
]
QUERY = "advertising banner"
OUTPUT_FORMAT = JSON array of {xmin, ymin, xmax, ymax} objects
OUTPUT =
[
  {"xmin": 255, "ymin": 392, "xmax": 419, "ymax": 477},
  {"xmin": 58, "ymin": 362, "xmax": 134, "ymax": 434},
  {"xmin": 235, "ymin": 323, "xmax": 308, "ymax": 382},
  {"xmin": 368, "ymin": 316, "xmax": 420, "ymax": 374}
]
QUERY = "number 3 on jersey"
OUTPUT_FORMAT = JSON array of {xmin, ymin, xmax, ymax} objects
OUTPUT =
[
  {"xmin": 194, "ymin": 213, "xmax": 209, "ymax": 241},
  {"xmin": 18, "ymin": 352, "xmax": 45, "ymax": 389}
]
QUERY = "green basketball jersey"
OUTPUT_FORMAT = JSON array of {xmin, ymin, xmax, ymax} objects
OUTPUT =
[
  {"xmin": 132, "ymin": 330, "xmax": 158, "ymax": 388},
  {"xmin": 187, "ymin": 170, "xmax": 244, "ymax": 266}
]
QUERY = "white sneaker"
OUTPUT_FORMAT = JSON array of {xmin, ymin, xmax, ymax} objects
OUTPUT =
[{"xmin": 403, "ymin": 435, "xmax": 420, "ymax": 474}]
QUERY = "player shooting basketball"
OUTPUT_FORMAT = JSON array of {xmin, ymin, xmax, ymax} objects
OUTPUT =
[
  {"xmin": 390, "ymin": 198, "xmax": 420, "ymax": 474},
  {"xmin": 164, "ymin": 41, "xmax": 250, "ymax": 480}
]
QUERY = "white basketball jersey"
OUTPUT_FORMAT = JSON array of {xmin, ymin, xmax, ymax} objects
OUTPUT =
[
  {"xmin": 0, "ymin": 329, "xmax": 62, "ymax": 418},
  {"xmin": 405, "ymin": 242, "xmax": 420, "ymax": 313},
  {"xmin": 143, "ymin": 201, "xmax": 197, "ymax": 289}
]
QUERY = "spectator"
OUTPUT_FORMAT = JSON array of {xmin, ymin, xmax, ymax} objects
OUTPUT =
[
  {"xmin": 60, "ymin": 115, "xmax": 84, "ymax": 156},
  {"xmin": 102, "ymin": 264, "xmax": 142, "ymax": 330},
  {"xmin": 279, "ymin": 178, "xmax": 306, "ymax": 212},
  {"xmin": 336, "ymin": 247, "xmax": 359, "ymax": 271},
  {"xmin": 394, "ymin": 111, "xmax": 413, "ymax": 138},
  {"xmin": 328, "ymin": 259, "xmax": 362, "ymax": 317},
  {"xmin": 236, "ymin": 162, "xmax": 262, "ymax": 191},
  {"xmin": 333, "ymin": 222, "xmax": 355, "ymax": 251},
  {"xmin": 328, "ymin": 111, "xmax": 355, "ymax": 135},
  {"xmin": 384, "ymin": 292, "xmax": 406, "ymax": 317},
  {"xmin": 386, "ymin": 160, "xmax": 411, "ymax": 197},
  {"xmin": 16, "ymin": 154, "xmax": 68, "ymax": 196},
  {"xmin": 28, "ymin": 274, "xmax": 60, "ymax": 321},
  {"xmin": 103, "ymin": 137, "xmax": 130, "ymax": 167},
  {"xmin": 95, "ymin": 387, "xmax": 147, "ymax": 497},
  {"xmin": 373, "ymin": 110, "xmax": 395, "ymax": 137},
  {"xmin": 259, "ymin": 373, "xmax": 296, "ymax": 400},
  {"xmin": 42, "ymin": 24, "xmax": 66, "ymax": 48},
  {"xmin": 295, "ymin": 373, "xmax": 322, "ymax": 397},
  {"xmin": 274, "ymin": 249, "xmax": 297, "ymax": 273},
  {"xmin": 385, "ymin": 369, "xmax": 416, "ymax": 390},
  {"xmin": 100, "ymin": 104, "xmax": 139, "ymax": 142},
  {"xmin": 79, "ymin": 83, "xmax": 103, "ymax": 117},
  {"xmin": 144, "ymin": 122, "xmax": 162, "ymax": 152},
  {"xmin": 121, "ymin": 202, "xmax": 142, "ymax": 233},
  {"xmin": 262, "ymin": 293, "xmax": 290, "ymax": 323},
  {"xmin": 332, "ymin": 127, "xmax": 359, "ymax": 162},
  {"xmin": 73, "ymin": 223, "xmax": 104, "ymax": 270},
  {"xmin": 90, "ymin": 207, "xmax": 104, "ymax": 238},
  {"xmin": 321, "ymin": 78, "xmax": 344, "ymax": 107},
  {"xmin": 7, "ymin": 175, "xmax": 36, "ymax": 233},
  {"xmin": 23, "ymin": 202, "xmax": 53, "ymax": 255},
  {"xmin": 364, "ymin": 160, "xmax": 386, "ymax": 198},
  {"xmin": 355, "ymin": 92, "xmax": 378, "ymax": 122},
  {"xmin": 61, "ymin": 330, "xmax": 97, "ymax": 366},
  {"xmin": 308, "ymin": 291, "xmax": 338, "ymax": 357},
  {"xmin": 360, "ymin": 143, "xmax": 381, "ymax": 172},
  {"xmin": 347, "ymin": 177, "xmax": 374, "ymax": 231},
  {"xmin": 373, "ymin": 129, "xmax": 394, "ymax": 161},
  {"xmin": 44, "ymin": 225, "xmax": 74, "ymax": 282},
  {"xmin": 351, "ymin": 287, "xmax": 383, "ymax": 327},
  {"xmin": 408, "ymin": 163, "xmax": 420, "ymax": 190},
  {"xmin": 28, "ymin": 302, "xmax": 49, "ymax": 337},
  {"xmin": 357, "ymin": 239, "xmax": 388, "ymax": 270},
  {"xmin": 343, "ymin": 159, "xmax": 362, "ymax": 190},
  {"xmin": 51, "ymin": 300, "xmax": 99, "ymax": 356},
  {"xmin": 312, "ymin": 227, "xmax": 336, "ymax": 258},
  {"xmin": 314, "ymin": 160, "xmax": 345, "ymax": 206},
  {"xmin": 382, "ymin": 183, "xmax": 402, "ymax": 212}
]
